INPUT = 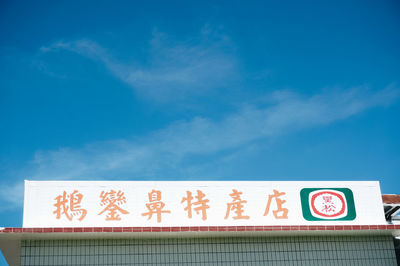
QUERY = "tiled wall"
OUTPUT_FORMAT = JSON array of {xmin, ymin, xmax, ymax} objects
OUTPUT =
[{"xmin": 21, "ymin": 235, "xmax": 397, "ymax": 265}]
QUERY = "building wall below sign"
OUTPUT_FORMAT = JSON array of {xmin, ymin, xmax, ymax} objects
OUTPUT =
[{"xmin": 21, "ymin": 235, "xmax": 397, "ymax": 265}]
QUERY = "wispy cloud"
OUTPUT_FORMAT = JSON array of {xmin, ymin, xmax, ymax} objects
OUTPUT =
[
  {"xmin": 0, "ymin": 182, "xmax": 24, "ymax": 212},
  {"xmin": 1, "ymin": 85, "xmax": 398, "ymax": 210},
  {"xmin": 39, "ymin": 28, "xmax": 238, "ymax": 102}
]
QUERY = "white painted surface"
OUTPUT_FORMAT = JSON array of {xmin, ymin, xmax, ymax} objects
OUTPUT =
[{"xmin": 23, "ymin": 181, "xmax": 385, "ymax": 227}]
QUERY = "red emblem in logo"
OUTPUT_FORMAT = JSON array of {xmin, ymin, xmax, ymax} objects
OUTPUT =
[{"xmin": 310, "ymin": 191, "xmax": 346, "ymax": 218}]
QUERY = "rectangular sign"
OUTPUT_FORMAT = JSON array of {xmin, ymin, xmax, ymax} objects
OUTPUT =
[{"xmin": 23, "ymin": 181, "xmax": 386, "ymax": 227}]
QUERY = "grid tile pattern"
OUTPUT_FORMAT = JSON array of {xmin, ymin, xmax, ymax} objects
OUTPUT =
[
  {"xmin": 21, "ymin": 235, "xmax": 397, "ymax": 265},
  {"xmin": 3, "ymin": 224, "xmax": 400, "ymax": 233}
]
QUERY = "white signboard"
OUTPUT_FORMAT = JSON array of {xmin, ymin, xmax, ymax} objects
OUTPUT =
[{"xmin": 23, "ymin": 181, "xmax": 386, "ymax": 227}]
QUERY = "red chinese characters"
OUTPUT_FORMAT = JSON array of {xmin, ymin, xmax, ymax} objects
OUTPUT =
[
  {"xmin": 98, "ymin": 190, "xmax": 130, "ymax": 221},
  {"xmin": 53, "ymin": 190, "xmax": 87, "ymax": 221},
  {"xmin": 51, "ymin": 187, "xmax": 293, "ymax": 223},
  {"xmin": 224, "ymin": 189, "xmax": 250, "ymax": 220},
  {"xmin": 141, "ymin": 190, "xmax": 171, "ymax": 223},
  {"xmin": 264, "ymin": 189, "xmax": 288, "ymax": 219},
  {"xmin": 321, "ymin": 195, "xmax": 336, "ymax": 213},
  {"xmin": 181, "ymin": 190, "xmax": 210, "ymax": 220}
]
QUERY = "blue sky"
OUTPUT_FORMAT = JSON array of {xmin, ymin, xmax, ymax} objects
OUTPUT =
[{"xmin": 0, "ymin": 0, "xmax": 399, "ymax": 244}]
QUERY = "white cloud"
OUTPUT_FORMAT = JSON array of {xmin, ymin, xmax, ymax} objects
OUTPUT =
[
  {"xmin": 1, "ymin": 86, "xmax": 398, "ymax": 211},
  {"xmin": 39, "ymin": 28, "xmax": 237, "ymax": 102}
]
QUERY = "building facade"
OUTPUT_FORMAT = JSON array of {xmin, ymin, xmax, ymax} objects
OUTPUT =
[{"xmin": 1, "ymin": 181, "xmax": 399, "ymax": 265}]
